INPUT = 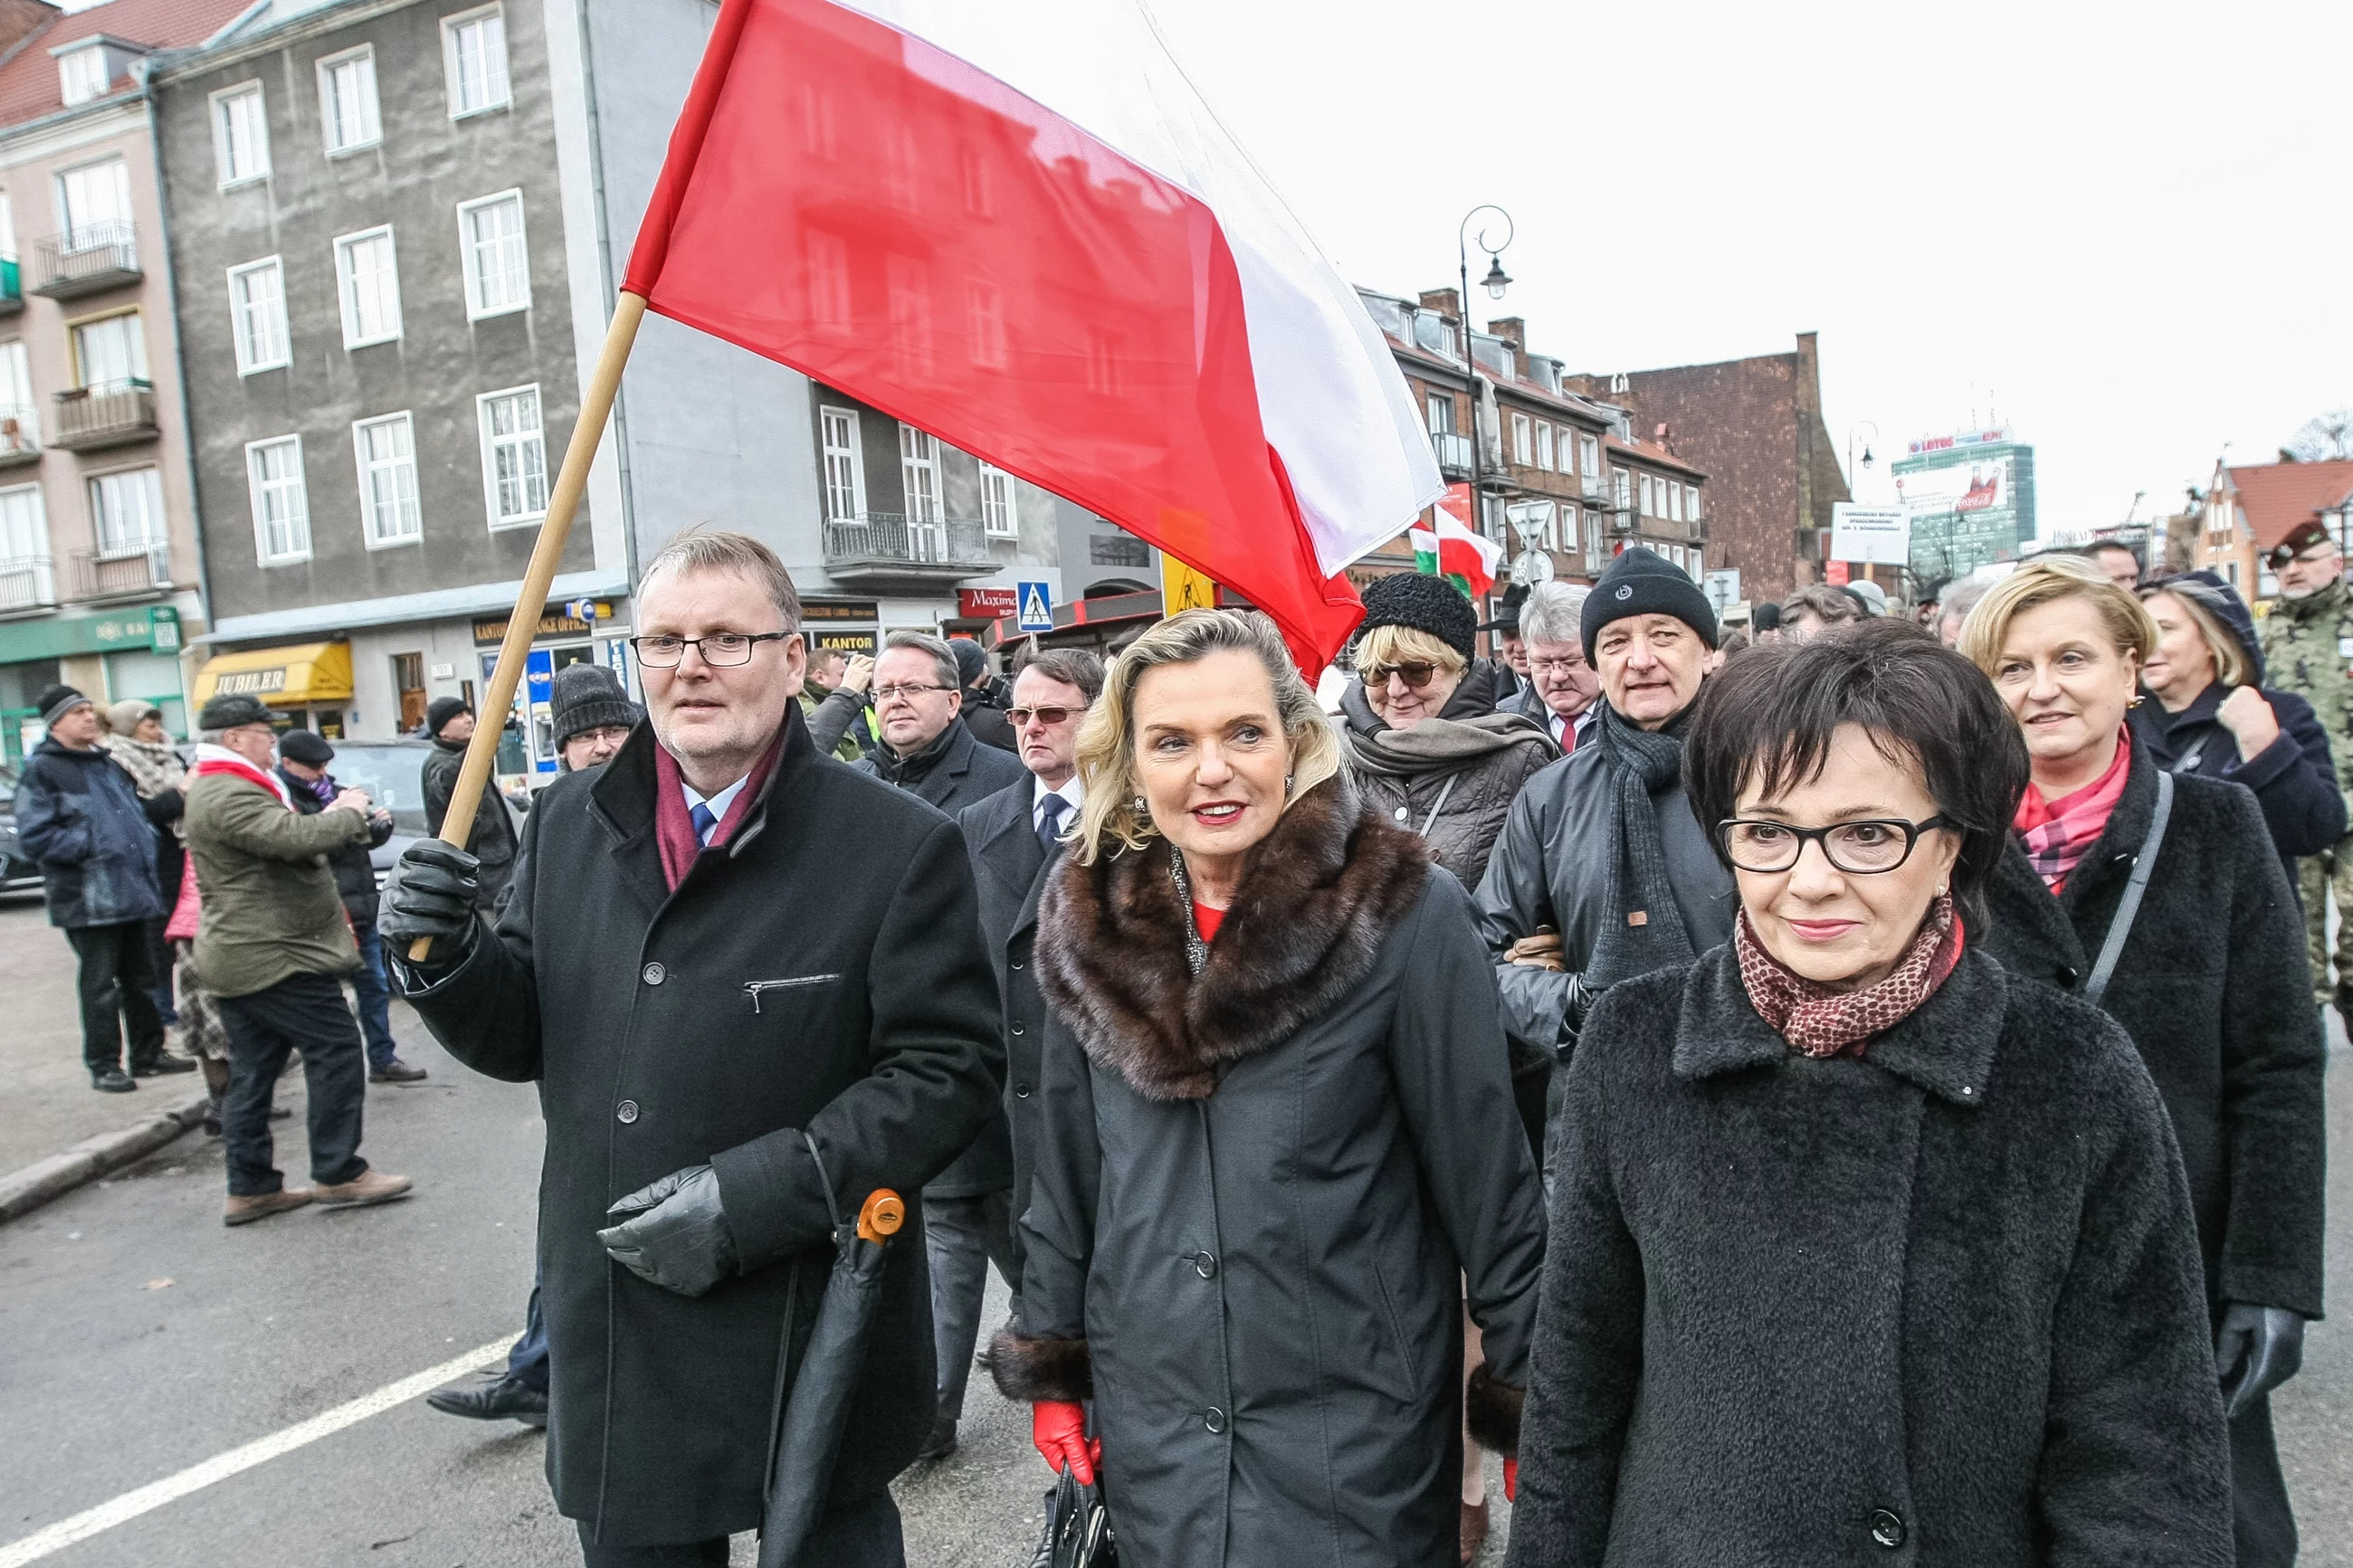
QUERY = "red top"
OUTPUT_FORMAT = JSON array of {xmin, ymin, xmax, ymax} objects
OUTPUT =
[{"xmin": 1193, "ymin": 901, "xmax": 1225, "ymax": 945}]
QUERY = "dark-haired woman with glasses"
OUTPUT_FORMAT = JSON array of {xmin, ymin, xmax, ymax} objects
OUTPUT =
[{"xmin": 1505, "ymin": 620, "xmax": 2234, "ymax": 1568}]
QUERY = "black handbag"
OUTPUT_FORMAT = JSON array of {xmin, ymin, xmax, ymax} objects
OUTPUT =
[{"xmin": 1026, "ymin": 1465, "xmax": 1115, "ymax": 1568}]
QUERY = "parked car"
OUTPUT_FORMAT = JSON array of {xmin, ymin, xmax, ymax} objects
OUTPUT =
[
  {"xmin": 0, "ymin": 764, "xmax": 44, "ymax": 899},
  {"xmin": 323, "ymin": 739, "xmax": 524, "ymax": 891}
]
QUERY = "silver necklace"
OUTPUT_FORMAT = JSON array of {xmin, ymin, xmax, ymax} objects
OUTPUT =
[{"xmin": 1167, "ymin": 849, "xmax": 1209, "ymax": 977}]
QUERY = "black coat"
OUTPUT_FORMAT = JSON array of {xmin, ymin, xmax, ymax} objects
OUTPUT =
[
  {"xmin": 2129, "ymin": 680, "xmax": 2345, "ymax": 889},
  {"xmin": 1505, "ymin": 946, "xmax": 2233, "ymax": 1568},
  {"xmin": 955, "ymin": 779, "xmax": 1061, "ymax": 1225},
  {"xmin": 421, "ymin": 737, "xmax": 518, "ymax": 911},
  {"xmin": 995, "ymin": 783, "xmax": 1545, "ymax": 1568},
  {"xmin": 853, "ymin": 717, "xmax": 1026, "ymax": 817},
  {"xmin": 962, "ymin": 686, "xmax": 1019, "ymax": 753},
  {"xmin": 13, "ymin": 737, "xmax": 162, "ymax": 928},
  {"xmin": 401, "ymin": 709, "xmax": 1003, "ymax": 1547},
  {"xmin": 1979, "ymin": 746, "xmax": 2328, "ymax": 1319},
  {"xmin": 280, "ymin": 768, "xmax": 394, "ymax": 926}
]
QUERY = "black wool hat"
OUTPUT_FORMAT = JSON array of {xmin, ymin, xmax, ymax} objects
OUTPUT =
[
  {"xmin": 35, "ymin": 683, "xmax": 90, "ymax": 724},
  {"xmin": 1581, "ymin": 546, "xmax": 1719, "ymax": 659},
  {"xmin": 949, "ymin": 637, "xmax": 990, "ymax": 689},
  {"xmin": 1477, "ymin": 582, "xmax": 1529, "ymax": 634},
  {"xmin": 426, "ymin": 696, "xmax": 471, "ymax": 738},
  {"xmin": 278, "ymin": 728, "xmax": 335, "ymax": 765},
  {"xmin": 197, "ymin": 692, "xmax": 274, "ymax": 731},
  {"xmin": 549, "ymin": 663, "xmax": 640, "ymax": 748},
  {"xmin": 1356, "ymin": 571, "xmax": 1479, "ymax": 662}
]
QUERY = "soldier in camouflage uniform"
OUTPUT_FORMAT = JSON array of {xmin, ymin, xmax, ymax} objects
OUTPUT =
[{"xmin": 2255, "ymin": 518, "xmax": 2353, "ymax": 1011}]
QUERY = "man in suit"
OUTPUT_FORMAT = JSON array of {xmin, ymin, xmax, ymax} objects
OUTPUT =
[
  {"xmin": 853, "ymin": 632, "xmax": 1025, "ymax": 813},
  {"xmin": 1514, "ymin": 582, "xmax": 1602, "ymax": 752},
  {"xmin": 937, "ymin": 648, "xmax": 1104, "ymax": 1461}
]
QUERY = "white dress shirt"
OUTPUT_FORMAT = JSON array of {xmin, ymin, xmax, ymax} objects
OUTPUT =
[{"xmin": 682, "ymin": 774, "xmax": 750, "ymax": 845}]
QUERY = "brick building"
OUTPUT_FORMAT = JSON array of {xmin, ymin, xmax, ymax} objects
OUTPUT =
[{"xmin": 1564, "ymin": 332, "xmax": 1843, "ymax": 606}]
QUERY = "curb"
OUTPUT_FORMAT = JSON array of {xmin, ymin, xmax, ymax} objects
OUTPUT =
[{"xmin": 0, "ymin": 1092, "xmax": 212, "ymax": 1224}]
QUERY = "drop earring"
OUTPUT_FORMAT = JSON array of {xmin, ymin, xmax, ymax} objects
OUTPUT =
[{"xmin": 1284, "ymin": 773, "xmax": 1295, "ymax": 796}]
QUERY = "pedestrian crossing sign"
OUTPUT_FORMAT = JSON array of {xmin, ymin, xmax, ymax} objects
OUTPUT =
[{"xmin": 1016, "ymin": 582, "xmax": 1054, "ymax": 632}]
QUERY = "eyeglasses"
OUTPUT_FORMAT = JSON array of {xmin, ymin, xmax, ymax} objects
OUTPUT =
[
  {"xmin": 1007, "ymin": 705, "xmax": 1081, "ymax": 727},
  {"xmin": 1529, "ymin": 655, "xmax": 1589, "ymax": 675},
  {"xmin": 1714, "ymin": 814, "xmax": 1954, "ymax": 874},
  {"xmin": 1360, "ymin": 661, "xmax": 1442, "ymax": 689},
  {"xmin": 629, "ymin": 632, "xmax": 792, "ymax": 668},
  {"xmin": 874, "ymin": 682, "xmax": 954, "ymax": 703}
]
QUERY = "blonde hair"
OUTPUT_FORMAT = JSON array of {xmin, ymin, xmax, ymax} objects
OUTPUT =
[
  {"xmin": 1957, "ymin": 555, "xmax": 2158, "ymax": 674},
  {"xmin": 1070, "ymin": 609, "xmax": 1343, "ymax": 865},
  {"xmin": 1353, "ymin": 623, "xmax": 1466, "ymax": 679},
  {"xmin": 2139, "ymin": 580, "xmax": 2249, "ymax": 689}
]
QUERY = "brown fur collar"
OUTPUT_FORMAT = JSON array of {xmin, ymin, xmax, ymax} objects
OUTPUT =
[
  {"xmin": 1036, "ymin": 778, "xmax": 1430, "ymax": 1102},
  {"xmin": 1465, "ymin": 1362, "xmax": 1524, "ymax": 1456},
  {"xmin": 989, "ymin": 1326, "xmax": 1092, "ymax": 1403}
]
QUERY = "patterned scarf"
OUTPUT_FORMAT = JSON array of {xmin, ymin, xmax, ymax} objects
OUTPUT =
[
  {"xmin": 2013, "ymin": 728, "xmax": 2131, "ymax": 893},
  {"xmin": 1736, "ymin": 895, "xmax": 1965, "ymax": 1058},
  {"xmin": 1584, "ymin": 703, "xmax": 1699, "ymax": 988}
]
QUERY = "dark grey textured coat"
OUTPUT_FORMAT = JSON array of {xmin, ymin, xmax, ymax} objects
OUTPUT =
[
  {"xmin": 400, "ymin": 710, "xmax": 1002, "ymax": 1547},
  {"xmin": 994, "ymin": 782, "xmax": 1546, "ymax": 1568},
  {"xmin": 1979, "ymin": 746, "xmax": 2329, "ymax": 1318},
  {"xmin": 1505, "ymin": 946, "xmax": 2234, "ymax": 1568},
  {"xmin": 956, "ymin": 778, "xmax": 1061, "ymax": 1250},
  {"xmin": 1338, "ymin": 663, "xmax": 1559, "ymax": 890}
]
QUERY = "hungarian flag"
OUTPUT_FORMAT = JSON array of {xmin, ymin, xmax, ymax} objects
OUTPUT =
[
  {"xmin": 622, "ymin": 0, "xmax": 1443, "ymax": 671},
  {"xmin": 1410, "ymin": 484, "xmax": 1500, "ymax": 598}
]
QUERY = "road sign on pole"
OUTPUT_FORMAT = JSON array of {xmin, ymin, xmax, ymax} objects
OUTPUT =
[
  {"xmin": 1015, "ymin": 581, "xmax": 1054, "ymax": 632},
  {"xmin": 1163, "ymin": 558, "xmax": 1218, "ymax": 617}
]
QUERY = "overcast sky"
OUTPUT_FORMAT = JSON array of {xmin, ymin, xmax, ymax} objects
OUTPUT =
[{"xmin": 1156, "ymin": 0, "xmax": 2353, "ymax": 536}]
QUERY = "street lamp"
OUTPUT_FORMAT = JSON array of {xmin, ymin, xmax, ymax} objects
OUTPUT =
[
  {"xmin": 1456, "ymin": 204, "xmax": 1513, "ymax": 549},
  {"xmin": 1846, "ymin": 420, "xmax": 1880, "ymax": 488}
]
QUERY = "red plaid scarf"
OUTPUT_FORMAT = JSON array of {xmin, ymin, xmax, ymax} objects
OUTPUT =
[
  {"xmin": 1735, "ymin": 895, "xmax": 1965, "ymax": 1058},
  {"xmin": 2012, "ymin": 728, "xmax": 2131, "ymax": 894}
]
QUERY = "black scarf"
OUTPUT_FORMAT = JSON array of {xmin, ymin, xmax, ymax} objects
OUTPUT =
[
  {"xmin": 871, "ymin": 719, "xmax": 960, "ymax": 789},
  {"xmin": 1585, "ymin": 702, "xmax": 1698, "ymax": 987}
]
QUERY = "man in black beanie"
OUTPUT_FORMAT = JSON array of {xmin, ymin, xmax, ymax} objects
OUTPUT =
[
  {"xmin": 420, "ymin": 698, "xmax": 519, "ymax": 915},
  {"xmin": 549, "ymin": 663, "xmax": 641, "ymax": 773},
  {"xmin": 1472, "ymin": 546, "xmax": 1734, "ymax": 1173}
]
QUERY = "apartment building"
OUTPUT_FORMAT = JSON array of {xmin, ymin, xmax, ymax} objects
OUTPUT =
[{"xmin": 2197, "ymin": 456, "xmax": 2353, "ymax": 602}]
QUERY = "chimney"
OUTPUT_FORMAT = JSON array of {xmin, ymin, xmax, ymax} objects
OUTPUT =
[
  {"xmin": 1653, "ymin": 422, "xmax": 1672, "ymax": 453},
  {"xmin": 1487, "ymin": 317, "xmax": 1525, "ymax": 352},
  {"xmin": 1417, "ymin": 288, "xmax": 1462, "ymax": 321}
]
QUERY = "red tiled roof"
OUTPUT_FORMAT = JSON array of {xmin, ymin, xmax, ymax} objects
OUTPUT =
[
  {"xmin": 2224, "ymin": 460, "xmax": 2353, "ymax": 552},
  {"xmin": 0, "ymin": 0, "xmax": 254, "ymax": 130}
]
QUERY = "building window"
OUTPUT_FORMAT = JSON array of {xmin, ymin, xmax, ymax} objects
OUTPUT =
[
  {"xmin": 71, "ymin": 310, "xmax": 146, "ymax": 388},
  {"xmin": 1583, "ymin": 506, "xmax": 1602, "ymax": 565},
  {"xmin": 353, "ymin": 413, "xmax": 421, "ymax": 547},
  {"xmin": 0, "ymin": 340, "xmax": 38, "ymax": 444},
  {"xmin": 1613, "ymin": 467, "xmax": 1632, "ymax": 514},
  {"xmin": 54, "ymin": 157, "xmax": 131, "ymax": 251},
  {"xmin": 1687, "ymin": 487, "xmax": 1701, "ymax": 522},
  {"xmin": 212, "ymin": 83, "xmax": 270, "ymax": 186},
  {"xmin": 1579, "ymin": 433, "xmax": 1600, "ymax": 478},
  {"xmin": 317, "ymin": 46, "xmax": 381, "ymax": 155},
  {"xmin": 457, "ymin": 190, "xmax": 529, "ymax": 318},
  {"xmin": 1535, "ymin": 421, "xmax": 1554, "ymax": 471},
  {"xmin": 333, "ymin": 226, "xmax": 401, "ymax": 347},
  {"xmin": 245, "ymin": 438, "xmax": 310, "ymax": 563},
  {"xmin": 226, "ymin": 259, "xmax": 289, "ymax": 375},
  {"xmin": 1426, "ymin": 393, "xmax": 1454, "ymax": 436},
  {"xmin": 477, "ymin": 385, "xmax": 547, "ymax": 527},
  {"xmin": 57, "ymin": 45, "xmax": 106, "ymax": 106},
  {"xmin": 819, "ymin": 405, "xmax": 863, "ymax": 520},
  {"xmin": 1639, "ymin": 474, "xmax": 1654, "ymax": 517},
  {"xmin": 899, "ymin": 423, "xmax": 942, "ymax": 524},
  {"xmin": 1668, "ymin": 481, "xmax": 1683, "ymax": 523},
  {"xmin": 0, "ymin": 484, "xmax": 49, "ymax": 600},
  {"xmin": 979, "ymin": 461, "xmax": 1018, "ymax": 538},
  {"xmin": 1511, "ymin": 413, "xmax": 1532, "ymax": 466},
  {"xmin": 89, "ymin": 466, "xmax": 164, "ymax": 557},
  {"xmin": 443, "ymin": 5, "xmax": 510, "ymax": 118}
]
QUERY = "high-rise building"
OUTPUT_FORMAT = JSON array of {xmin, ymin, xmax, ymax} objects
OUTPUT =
[{"xmin": 1890, "ymin": 427, "xmax": 2037, "ymax": 584}]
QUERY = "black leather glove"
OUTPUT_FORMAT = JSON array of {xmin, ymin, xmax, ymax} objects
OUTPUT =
[
  {"xmin": 379, "ymin": 840, "xmax": 481, "ymax": 965},
  {"xmin": 2215, "ymin": 1303, "xmax": 2304, "ymax": 1418},
  {"xmin": 1558, "ymin": 972, "xmax": 1602, "ymax": 1060},
  {"xmin": 597, "ymin": 1164, "xmax": 738, "ymax": 1297}
]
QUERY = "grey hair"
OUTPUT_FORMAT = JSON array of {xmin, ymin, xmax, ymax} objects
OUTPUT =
[
  {"xmin": 883, "ymin": 630, "xmax": 960, "ymax": 692},
  {"xmin": 1518, "ymin": 582, "xmax": 1591, "ymax": 646},
  {"xmin": 1937, "ymin": 574, "xmax": 1995, "ymax": 634},
  {"xmin": 197, "ymin": 728, "xmax": 227, "ymax": 745},
  {"xmin": 1015, "ymin": 647, "xmax": 1106, "ymax": 704},
  {"xmin": 640, "ymin": 527, "xmax": 802, "ymax": 628}
]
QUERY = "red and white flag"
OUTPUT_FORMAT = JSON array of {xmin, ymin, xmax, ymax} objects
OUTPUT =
[
  {"xmin": 622, "ymin": 0, "xmax": 1443, "ymax": 670},
  {"xmin": 1410, "ymin": 484, "xmax": 1501, "ymax": 599}
]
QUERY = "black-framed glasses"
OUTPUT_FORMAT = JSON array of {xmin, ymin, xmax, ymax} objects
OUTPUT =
[
  {"xmin": 1007, "ymin": 705, "xmax": 1081, "ymax": 727},
  {"xmin": 874, "ymin": 682, "xmax": 955, "ymax": 703},
  {"xmin": 1715, "ymin": 814, "xmax": 1954, "ymax": 874},
  {"xmin": 629, "ymin": 631, "xmax": 793, "ymax": 669}
]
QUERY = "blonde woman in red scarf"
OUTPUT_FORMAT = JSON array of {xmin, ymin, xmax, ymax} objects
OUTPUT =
[
  {"xmin": 1506, "ymin": 621, "xmax": 2234, "ymax": 1568},
  {"xmin": 1963, "ymin": 555, "xmax": 2327, "ymax": 1568}
]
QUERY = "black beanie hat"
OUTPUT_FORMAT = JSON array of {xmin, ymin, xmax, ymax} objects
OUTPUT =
[
  {"xmin": 550, "ymin": 662, "xmax": 640, "ymax": 748},
  {"xmin": 949, "ymin": 637, "xmax": 990, "ymax": 689},
  {"xmin": 35, "ymin": 683, "xmax": 90, "ymax": 724},
  {"xmin": 426, "ymin": 696, "xmax": 471, "ymax": 737},
  {"xmin": 1356, "ymin": 572, "xmax": 1479, "ymax": 662},
  {"xmin": 278, "ymin": 728, "xmax": 335, "ymax": 765},
  {"xmin": 1581, "ymin": 546, "xmax": 1719, "ymax": 659}
]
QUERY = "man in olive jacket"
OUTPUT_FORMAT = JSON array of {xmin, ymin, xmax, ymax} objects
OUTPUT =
[
  {"xmin": 383, "ymin": 532, "xmax": 1001, "ymax": 1565},
  {"xmin": 184, "ymin": 694, "xmax": 413, "ymax": 1227}
]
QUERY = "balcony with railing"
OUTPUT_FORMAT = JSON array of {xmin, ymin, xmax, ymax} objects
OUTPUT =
[
  {"xmin": 32, "ymin": 222, "xmax": 140, "ymax": 299},
  {"xmin": 0, "ymin": 554, "xmax": 55, "ymax": 614},
  {"xmin": 0, "ymin": 405, "xmax": 37, "ymax": 468},
  {"xmin": 1430, "ymin": 431, "xmax": 1473, "ymax": 479},
  {"xmin": 821, "ymin": 513, "xmax": 997, "ymax": 584},
  {"xmin": 1579, "ymin": 470, "xmax": 1611, "ymax": 502},
  {"xmin": 52, "ymin": 379, "xmax": 156, "ymax": 451},
  {"xmin": 69, "ymin": 545, "xmax": 169, "ymax": 603}
]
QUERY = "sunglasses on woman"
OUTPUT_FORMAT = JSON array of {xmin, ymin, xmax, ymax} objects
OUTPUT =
[{"xmin": 1360, "ymin": 661, "xmax": 1441, "ymax": 689}]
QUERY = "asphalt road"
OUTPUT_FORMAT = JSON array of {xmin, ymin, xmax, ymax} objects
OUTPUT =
[{"xmin": 0, "ymin": 899, "xmax": 2340, "ymax": 1564}]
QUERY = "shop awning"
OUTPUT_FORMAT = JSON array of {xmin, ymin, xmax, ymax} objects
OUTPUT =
[{"xmin": 191, "ymin": 641, "xmax": 354, "ymax": 708}]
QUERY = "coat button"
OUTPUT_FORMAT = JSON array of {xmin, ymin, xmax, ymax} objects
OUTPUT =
[
  {"xmin": 1014, "ymin": 1083, "xmax": 1033, "ymax": 1098},
  {"xmin": 1010, "ymin": 960, "xmax": 1024, "ymax": 972},
  {"xmin": 1194, "ymin": 1250, "xmax": 1218, "ymax": 1278},
  {"xmin": 1011, "ymin": 1022, "xmax": 1024, "ymax": 1036},
  {"xmin": 1393, "ymin": 806, "xmax": 1408, "ymax": 821},
  {"xmin": 642, "ymin": 962, "xmax": 665, "ymax": 985},
  {"xmin": 1203, "ymin": 1406, "xmax": 1227, "ymax": 1434},
  {"xmin": 615, "ymin": 1099, "xmax": 639, "ymax": 1125},
  {"xmin": 1870, "ymin": 1509, "xmax": 1905, "ymax": 1549},
  {"xmin": 2054, "ymin": 964, "xmax": 2079, "ymax": 988}
]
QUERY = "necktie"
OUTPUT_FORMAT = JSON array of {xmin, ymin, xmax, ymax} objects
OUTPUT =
[
  {"xmin": 690, "ymin": 802, "xmax": 719, "ymax": 847},
  {"xmin": 1036, "ymin": 794, "xmax": 1068, "ymax": 859}
]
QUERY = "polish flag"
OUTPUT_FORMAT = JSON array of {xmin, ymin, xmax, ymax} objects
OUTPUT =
[
  {"xmin": 1408, "ymin": 483, "xmax": 1500, "ymax": 598},
  {"xmin": 621, "ymin": 0, "xmax": 1443, "ymax": 670}
]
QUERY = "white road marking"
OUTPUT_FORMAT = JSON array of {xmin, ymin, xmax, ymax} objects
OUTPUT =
[{"xmin": 0, "ymin": 1336, "xmax": 518, "ymax": 1567}]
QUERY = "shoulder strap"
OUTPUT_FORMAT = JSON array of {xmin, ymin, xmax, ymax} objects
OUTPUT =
[{"xmin": 2082, "ymin": 768, "xmax": 2172, "ymax": 1009}]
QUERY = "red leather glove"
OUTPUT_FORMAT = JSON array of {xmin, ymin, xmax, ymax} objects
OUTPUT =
[
  {"xmin": 1032, "ymin": 1401, "xmax": 1101, "ymax": 1485},
  {"xmin": 1504, "ymin": 1457, "xmax": 1518, "ymax": 1503}
]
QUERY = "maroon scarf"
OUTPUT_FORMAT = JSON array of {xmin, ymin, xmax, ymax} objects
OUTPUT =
[
  {"xmin": 649, "ymin": 729, "xmax": 785, "ymax": 892},
  {"xmin": 1735, "ymin": 894, "xmax": 1965, "ymax": 1058}
]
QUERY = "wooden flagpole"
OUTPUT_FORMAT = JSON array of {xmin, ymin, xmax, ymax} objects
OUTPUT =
[{"xmin": 409, "ymin": 290, "xmax": 647, "ymax": 962}]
